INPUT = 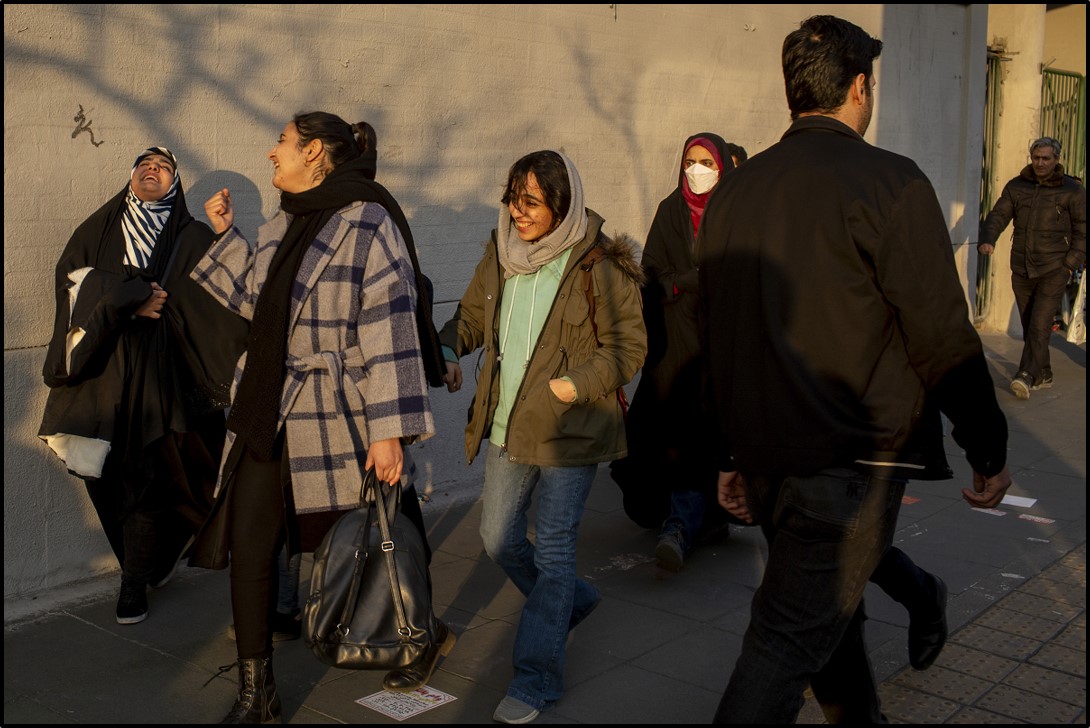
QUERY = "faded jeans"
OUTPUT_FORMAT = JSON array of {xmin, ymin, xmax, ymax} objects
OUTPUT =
[
  {"xmin": 480, "ymin": 443, "xmax": 599, "ymax": 711},
  {"xmin": 660, "ymin": 488, "xmax": 707, "ymax": 552},
  {"xmin": 714, "ymin": 467, "xmax": 906, "ymax": 724}
]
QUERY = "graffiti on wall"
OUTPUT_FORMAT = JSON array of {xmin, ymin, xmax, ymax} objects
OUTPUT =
[{"xmin": 72, "ymin": 104, "xmax": 105, "ymax": 147}]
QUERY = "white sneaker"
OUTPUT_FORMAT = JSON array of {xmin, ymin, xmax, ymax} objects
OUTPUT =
[
  {"xmin": 1010, "ymin": 374, "xmax": 1031, "ymax": 400},
  {"xmin": 493, "ymin": 696, "xmax": 540, "ymax": 724}
]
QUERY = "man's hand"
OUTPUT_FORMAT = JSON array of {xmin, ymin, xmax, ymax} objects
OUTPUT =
[
  {"xmin": 442, "ymin": 361, "xmax": 463, "ymax": 393},
  {"xmin": 717, "ymin": 471, "xmax": 753, "ymax": 524},
  {"xmin": 977, "ymin": 243, "xmax": 995, "ymax": 256},
  {"xmin": 365, "ymin": 437, "xmax": 404, "ymax": 485},
  {"xmin": 961, "ymin": 465, "xmax": 1013, "ymax": 509}
]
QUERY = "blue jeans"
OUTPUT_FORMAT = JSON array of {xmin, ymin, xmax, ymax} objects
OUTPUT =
[
  {"xmin": 480, "ymin": 443, "xmax": 599, "ymax": 710},
  {"xmin": 660, "ymin": 488, "xmax": 707, "ymax": 552},
  {"xmin": 713, "ymin": 468, "xmax": 906, "ymax": 724}
]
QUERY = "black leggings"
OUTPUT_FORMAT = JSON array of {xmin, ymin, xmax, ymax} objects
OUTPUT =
[
  {"xmin": 228, "ymin": 443, "xmax": 434, "ymax": 660},
  {"xmin": 228, "ymin": 444, "xmax": 287, "ymax": 660}
]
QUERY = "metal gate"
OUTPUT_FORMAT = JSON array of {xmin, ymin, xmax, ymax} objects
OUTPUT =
[
  {"xmin": 974, "ymin": 49, "xmax": 1008, "ymax": 323},
  {"xmin": 1040, "ymin": 68, "xmax": 1086, "ymax": 182},
  {"xmin": 1042, "ymin": 68, "xmax": 1087, "ymax": 340}
]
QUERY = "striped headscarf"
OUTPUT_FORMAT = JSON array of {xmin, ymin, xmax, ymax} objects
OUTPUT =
[{"xmin": 122, "ymin": 147, "xmax": 179, "ymax": 269}]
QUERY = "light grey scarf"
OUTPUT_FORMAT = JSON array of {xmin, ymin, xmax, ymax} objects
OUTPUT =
[{"xmin": 496, "ymin": 150, "xmax": 589, "ymax": 278}]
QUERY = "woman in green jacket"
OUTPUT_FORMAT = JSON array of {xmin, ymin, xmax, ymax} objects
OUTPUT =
[{"xmin": 439, "ymin": 150, "xmax": 646, "ymax": 723}]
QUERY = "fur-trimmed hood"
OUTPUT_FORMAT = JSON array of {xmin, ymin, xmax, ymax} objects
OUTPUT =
[{"xmin": 597, "ymin": 232, "xmax": 646, "ymax": 288}]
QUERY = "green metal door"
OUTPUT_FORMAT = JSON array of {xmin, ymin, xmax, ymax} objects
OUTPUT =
[
  {"xmin": 1040, "ymin": 68, "xmax": 1086, "ymax": 182},
  {"xmin": 1041, "ymin": 68, "xmax": 1086, "ymax": 338}
]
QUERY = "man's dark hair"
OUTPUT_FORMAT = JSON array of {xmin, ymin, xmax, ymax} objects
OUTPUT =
[
  {"xmin": 782, "ymin": 15, "xmax": 883, "ymax": 120},
  {"xmin": 725, "ymin": 142, "xmax": 748, "ymax": 165},
  {"xmin": 502, "ymin": 150, "xmax": 571, "ymax": 222}
]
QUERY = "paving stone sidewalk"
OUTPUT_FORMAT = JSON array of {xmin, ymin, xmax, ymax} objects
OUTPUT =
[{"xmin": 3, "ymin": 332, "xmax": 1084, "ymax": 725}]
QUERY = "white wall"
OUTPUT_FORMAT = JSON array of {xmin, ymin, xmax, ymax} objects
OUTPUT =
[
  {"xmin": 4, "ymin": 4, "xmax": 989, "ymax": 602},
  {"xmin": 978, "ymin": 5, "xmax": 1048, "ymax": 335}
]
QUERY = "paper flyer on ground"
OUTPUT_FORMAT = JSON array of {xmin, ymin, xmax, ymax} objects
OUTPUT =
[
  {"xmin": 357, "ymin": 686, "xmax": 457, "ymax": 721},
  {"xmin": 1001, "ymin": 495, "xmax": 1038, "ymax": 508}
]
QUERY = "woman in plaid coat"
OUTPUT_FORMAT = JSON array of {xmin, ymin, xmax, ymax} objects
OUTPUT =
[{"xmin": 192, "ymin": 112, "xmax": 436, "ymax": 724}]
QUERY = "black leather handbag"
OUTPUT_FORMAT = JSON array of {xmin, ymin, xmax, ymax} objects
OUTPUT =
[{"xmin": 303, "ymin": 468, "xmax": 436, "ymax": 670}]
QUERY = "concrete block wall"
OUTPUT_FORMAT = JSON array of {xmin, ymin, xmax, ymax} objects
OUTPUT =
[{"xmin": 4, "ymin": 4, "xmax": 989, "ymax": 601}]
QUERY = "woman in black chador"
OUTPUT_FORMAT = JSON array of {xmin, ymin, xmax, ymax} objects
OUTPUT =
[
  {"xmin": 39, "ymin": 147, "xmax": 247, "ymax": 625},
  {"xmin": 611, "ymin": 133, "xmax": 736, "ymax": 571}
]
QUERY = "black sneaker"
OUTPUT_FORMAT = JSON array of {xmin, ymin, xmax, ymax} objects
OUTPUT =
[
  {"xmin": 1010, "ymin": 371, "xmax": 1032, "ymax": 400},
  {"xmin": 1032, "ymin": 370, "xmax": 1053, "ymax": 390},
  {"xmin": 116, "ymin": 578, "xmax": 148, "ymax": 625}
]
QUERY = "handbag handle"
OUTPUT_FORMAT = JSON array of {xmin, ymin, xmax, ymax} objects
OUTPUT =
[
  {"xmin": 335, "ymin": 467, "xmax": 413, "ymax": 643},
  {"xmin": 368, "ymin": 470, "xmax": 414, "ymax": 641},
  {"xmin": 322, "ymin": 355, "xmax": 414, "ymax": 644}
]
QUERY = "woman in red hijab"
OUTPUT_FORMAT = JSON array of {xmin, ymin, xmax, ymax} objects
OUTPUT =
[{"xmin": 611, "ymin": 133, "xmax": 738, "ymax": 571}]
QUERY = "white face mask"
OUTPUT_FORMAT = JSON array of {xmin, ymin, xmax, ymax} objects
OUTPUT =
[{"xmin": 685, "ymin": 163, "xmax": 719, "ymax": 195}]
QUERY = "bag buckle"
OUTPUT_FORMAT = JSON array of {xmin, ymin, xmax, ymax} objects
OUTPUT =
[
  {"xmin": 336, "ymin": 624, "xmax": 350, "ymax": 637},
  {"xmin": 381, "ymin": 540, "xmax": 394, "ymax": 552}
]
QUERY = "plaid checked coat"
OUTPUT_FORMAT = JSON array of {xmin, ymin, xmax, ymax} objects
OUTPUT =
[{"xmin": 191, "ymin": 200, "xmax": 434, "ymax": 515}]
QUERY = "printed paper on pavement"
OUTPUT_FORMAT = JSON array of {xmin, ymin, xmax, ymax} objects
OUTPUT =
[{"xmin": 357, "ymin": 686, "xmax": 457, "ymax": 721}]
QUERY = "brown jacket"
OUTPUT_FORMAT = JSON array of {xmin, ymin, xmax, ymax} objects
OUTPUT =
[
  {"xmin": 979, "ymin": 164, "xmax": 1087, "ymax": 277},
  {"xmin": 440, "ymin": 210, "xmax": 646, "ymax": 466}
]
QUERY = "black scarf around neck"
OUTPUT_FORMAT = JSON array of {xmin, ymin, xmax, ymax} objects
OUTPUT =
[{"xmin": 228, "ymin": 156, "xmax": 380, "ymax": 460}]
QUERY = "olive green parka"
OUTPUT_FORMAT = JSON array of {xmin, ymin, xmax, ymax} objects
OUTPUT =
[{"xmin": 440, "ymin": 210, "xmax": 647, "ymax": 466}]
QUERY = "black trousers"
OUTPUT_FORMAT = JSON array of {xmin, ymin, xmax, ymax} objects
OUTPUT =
[
  {"xmin": 1012, "ymin": 268, "xmax": 1069, "ymax": 381},
  {"xmin": 870, "ymin": 545, "xmax": 933, "ymax": 614}
]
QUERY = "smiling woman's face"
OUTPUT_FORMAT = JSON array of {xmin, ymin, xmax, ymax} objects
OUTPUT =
[
  {"xmin": 130, "ymin": 154, "xmax": 175, "ymax": 202},
  {"xmin": 508, "ymin": 172, "xmax": 556, "ymax": 242},
  {"xmin": 269, "ymin": 121, "xmax": 318, "ymax": 193}
]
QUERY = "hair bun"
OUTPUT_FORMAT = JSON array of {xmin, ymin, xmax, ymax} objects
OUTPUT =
[{"xmin": 354, "ymin": 122, "xmax": 377, "ymax": 155}]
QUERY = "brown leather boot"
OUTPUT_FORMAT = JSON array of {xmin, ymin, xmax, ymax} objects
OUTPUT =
[
  {"xmin": 220, "ymin": 657, "xmax": 282, "ymax": 724},
  {"xmin": 382, "ymin": 621, "xmax": 457, "ymax": 692}
]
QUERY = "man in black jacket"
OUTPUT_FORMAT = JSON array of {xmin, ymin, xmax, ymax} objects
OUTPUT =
[
  {"xmin": 978, "ymin": 137, "xmax": 1086, "ymax": 399},
  {"xmin": 697, "ymin": 15, "xmax": 1013, "ymax": 724}
]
